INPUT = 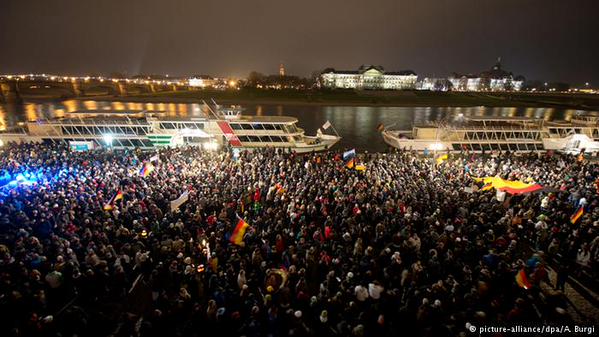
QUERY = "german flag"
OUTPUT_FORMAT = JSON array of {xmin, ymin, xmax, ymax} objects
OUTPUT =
[
  {"xmin": 230, "ymin": 217, "xmax": 249, "ymax": 246},
  {"xmin": 103, "ymin": 190, "xmax": 124, "ymax": 211},
  {"xmin": 515, "ymin": 268, "xmax": 531, "ymax": 289},
  {"xmin": 474, "ymin": 177, "xmax": 544, "ymax": 195},
  {"xmin": 481, "ymin": 183, "xmax": 493, "ymax": 191},
  {"xmin": 570, "ymin": 206, "xmax": 584, "ymax": 224}
]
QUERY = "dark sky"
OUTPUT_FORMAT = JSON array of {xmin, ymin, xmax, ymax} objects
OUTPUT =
[{"xmin": 1, "ymin": 0, "xmax": 598, "ymax": 84}]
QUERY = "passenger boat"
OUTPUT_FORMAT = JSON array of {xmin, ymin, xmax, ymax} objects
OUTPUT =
[
  {"xmin": 380, "ymin": 113, "xmax": 599, "ymax": 153},
  {"xmin": 0, "ymin": 102, "xmax": 341, "ymax": 153}
]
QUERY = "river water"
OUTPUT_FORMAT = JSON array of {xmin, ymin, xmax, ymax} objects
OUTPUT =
[{"xmin": 0, "ymin": 100, "xmax": 586, "ymax": 152}]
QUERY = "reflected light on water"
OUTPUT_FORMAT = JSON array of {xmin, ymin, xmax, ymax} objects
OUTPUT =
[
  {"xmin": 112, "ymin": 102, "xmax": 125, "ymax": 111},
  {"xmin": 83, "ymin": 100, "xmax": 97, "ymax": 111},
  {"xmin": 25, "ymin": 104, "xmax": 38, "ymax": 121},
  {"xmin": 64, "ymin": 100, "xmax": 79, "ymax": 113},
  {"xmin": 0, "ymin": 106, "xmax": 6, "ymax": 131}
]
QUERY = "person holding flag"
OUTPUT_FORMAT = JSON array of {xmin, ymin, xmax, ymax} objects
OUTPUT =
[
  {"xmin": 570, "ymin": 206, "xmax": 584, "ymax": 224},
  {"xmin": 103, "ymin": 190, "xmax": 124, "ymax": 211},
  {"xmin": 139, "ymin": 162, "xmax": 155, "ymax": 177},
  {"xmin": 230, "ymin": 216, "xmax": 250, "ymax": 246}
]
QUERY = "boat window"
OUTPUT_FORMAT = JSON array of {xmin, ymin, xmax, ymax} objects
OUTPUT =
[
  {"xmin": 263, "ymin": 124, "xmax": 276, "ymax": 130},
  {"xmin": 184, "ymin": 123, "xmax": 204, "ymax": 129},
  {"xmin": 288, "ymin": 125, "xmax": 298, "ymax": 133},
  {"xmin": 452, "ymin": 144, "xmax": 461, "ymax": 151},
  {"xmin": 230, "ymin": 123, "xmax": 242, "ymax": 130},
  {"xmin": 238, "ymin": 136, "xmax": 250, "ymax": 142},
  {"xmin": 160, "ymin": 123, "xmax": 177, "ymax": 129},
  {"xmin": 471, "ymin": 144, "xmax": 481, "ymax": 151},
  {"xmin": 500, "ymin": 144, "xmax": 509, "ymax": 151},
  {"xmin": 259, "ymin": 136, "xmax": 271, "ymax": 142},
  {"xmin": 273, "ymin": 124, "xmax": 284, "ymax": 130},
  {"xmin": 248, "ymin": 136, "xmax": 260, "ymax": 142},
  {"xmin": 252, "ymin": 124, "xmax": 265, "ymax": 130},
  {"xmin": 490, "ymin": 144, "xmax": 499, "ymax": 150},
  {"xmin": 293, "ymin": 136, "xmax": 302, "ymax": 141},
  {"xmin": 141, "ymin": 139, "xmax": 153, "ymax": 147},
  {"xmin": 241, "ymin": 124, "xmax": 254, "ymax": 130}
]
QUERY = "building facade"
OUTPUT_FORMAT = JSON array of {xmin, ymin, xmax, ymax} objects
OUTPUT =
[
  {"xmin": 417, "ymin": 77, "xmax": 451, "ymax": 91},
  {"xmin": 320, "ymin": 65, "xmax": 417, "ymax": 90},
  {"xmin": 188, "ymin": 75, "xmax": 215, "ymax": 88},
  {"xmin": 448, "ymin": 60, "xmax": 524, "ymax": 92}
]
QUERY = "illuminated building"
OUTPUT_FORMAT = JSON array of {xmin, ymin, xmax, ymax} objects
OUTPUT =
[
  {"xmin": 188, "ymin": 75, "xmax": 215, "ymax": 88},
  {"xmin": 279, "ymin": 63, "xmax": 286, "ymax": 77},
  {"xmin": 448, "ymin": 59, "xmax": 524, "ymax": 91},
  {"xmin": 417, "ymin": 78, "xmax": 451, "ymax": 91},
  {"xmin": 320, "ymin": 65, "xmax": 417, "ymax": 90}
]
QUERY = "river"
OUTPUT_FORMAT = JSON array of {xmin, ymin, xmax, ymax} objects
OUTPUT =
[{"xmin": 0, "ymin": 100, "xmax": 585, "ymax": 152}]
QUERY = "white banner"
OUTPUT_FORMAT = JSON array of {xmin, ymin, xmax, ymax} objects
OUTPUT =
[
  {"xmin": 496, "ymin": 189, "xmax": 507, "ymax": 202},
  {"xmin": 170, "ymin": 191, "xmax": 189, "ymax": 211},
  {"xmin": 149, "ymin": 155, "xmax": 160, "ymax": 162},
  {"xmin": 322, "ymin": 120, "xmax": 332, "ymax": 130}
]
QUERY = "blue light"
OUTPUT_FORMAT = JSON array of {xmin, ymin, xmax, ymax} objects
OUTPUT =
[{"xmin": 16, "ymin": 174, "xmax": 25, "ymax": 182}]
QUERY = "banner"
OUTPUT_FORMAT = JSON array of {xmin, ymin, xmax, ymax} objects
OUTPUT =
[
  {"xmin": 343, "ymin": 149, "xmax": 356, "ymax": 161},
  {"xmin": 170, "ymin": 191, "xmax": 189, "ymax": 211},
  {"xmin": 322, "ymin": 120, "xmax": 332, "ymax": 130},
  {"xmin": 496, "ymin": 189, "xmax": 507, "ymax": 202}
]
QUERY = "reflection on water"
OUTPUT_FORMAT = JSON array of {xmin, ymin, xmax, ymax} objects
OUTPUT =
[{"xmin": 0, "ymin": 100, "xmax": 589, "ymax": 151}]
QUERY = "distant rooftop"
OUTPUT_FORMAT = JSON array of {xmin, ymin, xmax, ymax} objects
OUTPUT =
[{"xmin": 322, "ymin": 65, "xmax": 416, "ymax": 76}]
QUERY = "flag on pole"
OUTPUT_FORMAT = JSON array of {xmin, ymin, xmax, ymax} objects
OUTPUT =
[
  {"xmin": 346, "ymin": 158, "xmax": 355, "ymax": 169},
  {"xmin": 139, "ymin": 162, "xmax": 155, "ymax": 177},
  {"xmin": 230, "ymin": 217, "xmax": 249, "ymax": 246},
  {"xmin": 103, "ymin": 190, "xmax": 124, "ymax": 211},
  {"xmin": 570, "ymin": 206, "xmax": 584, "ymax": 224},
  {"xmin": 515, "ymin": 268, "xmax": 531, "ymax": 289},
  {"xmin": 343, "ymin": 149, "xmax": 356, "ymax": 161},
  {"xmin": 322, "ymin": 120, "xmax": 332, "ymax": 130}
]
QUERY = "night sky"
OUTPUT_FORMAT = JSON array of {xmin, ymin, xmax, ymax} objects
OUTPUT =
[{"xmin": 1, "ymin": 0, "xmax": 598, "ymax": 84}]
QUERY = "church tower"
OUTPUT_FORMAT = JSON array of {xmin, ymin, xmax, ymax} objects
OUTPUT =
[{"xmin": 279, "ymin": 62, "xmax": 286, "ymax": 77}]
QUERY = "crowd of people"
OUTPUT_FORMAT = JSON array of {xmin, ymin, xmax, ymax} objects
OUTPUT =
[{"xmin": 0, "ymin": 142, "xmax": 597, "ymax": 337}]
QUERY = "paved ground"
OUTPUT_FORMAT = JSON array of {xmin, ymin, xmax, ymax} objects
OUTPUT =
[{"xmin": 541, "ymin": 267, "xmax": 599, "ymax": 324}]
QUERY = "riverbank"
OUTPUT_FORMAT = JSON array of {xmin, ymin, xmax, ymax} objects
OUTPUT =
[{"xmin": 22, "ymin": 89, "xmax": 596, "ymax": 110}]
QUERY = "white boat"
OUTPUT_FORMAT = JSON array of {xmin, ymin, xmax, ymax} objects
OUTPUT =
[
  {"xmin": 0, "ymin": 103, "xmax": 341, "ymax": 153},
  {"xmin": 381, "ymin": 113, "xmax": 599, "ymax": 153}
]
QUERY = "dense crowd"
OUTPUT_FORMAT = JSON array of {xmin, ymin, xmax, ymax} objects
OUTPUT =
[{"xmin": 0, "ymin": 142, "xmax": 597, "ymax": 337}]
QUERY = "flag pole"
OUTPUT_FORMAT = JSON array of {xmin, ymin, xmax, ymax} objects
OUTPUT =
[{"xmin": 329, "ymin": 121, "xmax": 340, "ymax": 137}]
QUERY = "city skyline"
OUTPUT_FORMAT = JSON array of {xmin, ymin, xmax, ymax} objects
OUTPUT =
[{"xmin": 1, "ymin": 0, "xmax": 598, "ymax": 84}]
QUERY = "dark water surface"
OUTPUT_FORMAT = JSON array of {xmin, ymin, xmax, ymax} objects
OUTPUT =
[{"xmin": 0, "ymin": 100, "xmax": 586, "ymax": 152}]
